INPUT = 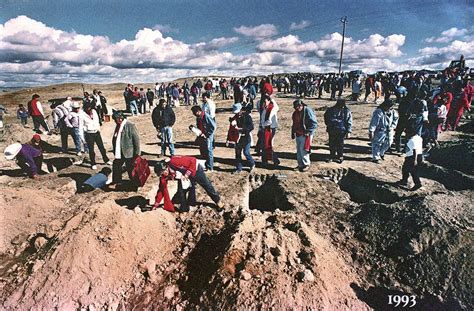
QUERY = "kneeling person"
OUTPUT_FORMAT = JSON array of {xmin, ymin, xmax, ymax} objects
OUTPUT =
[{"xmin": 4, "ymin": 142, "xmax": 44, "ymax": 179}]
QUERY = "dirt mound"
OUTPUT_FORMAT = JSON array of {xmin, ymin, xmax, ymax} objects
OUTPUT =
[
  {"xmin": 349, "ymin": 192, "xmax": 473, "ymax": 310},
  {"xmin": 0, "ymin": 123, "xmax": 35, "ymax": 146},
  {"xmin": 2, "ymin": 200, "xmax": 177, "ymax": 310}
]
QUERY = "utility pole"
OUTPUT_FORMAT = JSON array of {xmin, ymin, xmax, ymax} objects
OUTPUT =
[{"xmin": 338, "ymin": 16, "xmax": 347, "ymax": 75}]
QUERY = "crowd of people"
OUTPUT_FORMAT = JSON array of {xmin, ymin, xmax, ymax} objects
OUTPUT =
[{"xmin": 3, "ymin": 56, "xmax": 473, "ymax": 211}]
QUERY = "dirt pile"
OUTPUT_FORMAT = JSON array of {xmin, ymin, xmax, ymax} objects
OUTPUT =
[{"xmin": 2, "ymin": 198, "xmax": 177, "ymax": 310}]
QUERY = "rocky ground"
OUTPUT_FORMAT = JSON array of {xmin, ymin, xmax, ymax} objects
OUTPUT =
[{"xmin": 0, "ymin": 83, "xmax": 472, "ymax": 310}]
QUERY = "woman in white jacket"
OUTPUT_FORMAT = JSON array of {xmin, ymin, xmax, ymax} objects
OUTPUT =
[{"xmin": 81, "ymin": 103, "xmax": 111, "ymax": 169}]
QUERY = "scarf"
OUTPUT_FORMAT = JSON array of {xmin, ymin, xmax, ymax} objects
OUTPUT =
[{"xmin": 114, "ymin": 119, "xmax": 127, "ymax": 159}]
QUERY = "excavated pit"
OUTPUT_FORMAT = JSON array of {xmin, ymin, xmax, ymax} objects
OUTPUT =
[{"xmin": 246, "ymin": 174, "xmax": 294, "ymax": 212}]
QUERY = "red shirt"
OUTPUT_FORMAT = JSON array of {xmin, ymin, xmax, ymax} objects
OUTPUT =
[
  {"xmin": 263, "ymin": 82, "xmax": 273, "ymax": 95},
  {"xmin": 30, "ymin": 99, "xmax": 42, "ymax": 116},
  {"xmin": 169, "ymin": 156, "xmax": 197, "ymax": 177},
  {"xmin": 292, "ymin": 110, "xmax": 305, "ymax": 136}
]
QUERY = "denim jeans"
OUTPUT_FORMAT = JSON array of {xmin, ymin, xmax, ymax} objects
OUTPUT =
[
  {"xmin": 160, "ymin": 126, "xmax": 175, "ymax": 156},
  {"xmin": 72, "ymin": 128, "xmax": 82, "ymax": 153},
  {"xmin": 129, "ymin": 100, "xmax": 138, "ymax": 115},
  {"xmin": 235, "ymin": 135, "xmax": 254, "ymax": 171},
  {"xmin": 206, "ymin": 134, "xmax": 214, "ymax": 170},
  {"xmin": 295, "ymin": 135, "xmax": 311, "ymax": 168}
]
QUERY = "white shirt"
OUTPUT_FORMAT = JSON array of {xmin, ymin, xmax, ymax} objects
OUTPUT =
[
  {"xmin": 259, "ymin": 101, "xmax": 279, "ymax": 129},
  {"xmin": 81, "ymin": 110, "xmax": 101, "ymax": 133},
  {"xmin": 405, "ymin": 135, "xmax": 423, "ymax": 157},
  {"xmin": 202, "ymin": 99, "xmax": 216, "ymax": 118},
  {"xmin": 114, "ymin": 119, "xmax": 127, "ymax": 159},
  {"xmin": 63, "ymin": 99, "xmax": 73, "ymax": 112}
]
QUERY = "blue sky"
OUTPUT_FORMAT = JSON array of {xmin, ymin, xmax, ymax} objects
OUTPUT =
[{"xmin": 0, "ymin": 0, "xmax": 472, "ymax": 86}]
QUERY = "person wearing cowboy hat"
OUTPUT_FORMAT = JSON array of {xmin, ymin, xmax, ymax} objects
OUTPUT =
[
  {"xmin": 230, "ymin": 102, "xmax": 255, "ymax": 174},
  {"xmin": 369, "ymin": 99, "xmax": 397, "ymax": 163},
  {"xmin": 64, "ymin": 101, "xmax": 84, "ymax": 155},
  {"xmin": 4, "ymin": 139, "xmax": 44, "ymax": 179},
  {"xmin": 291, "ymin": 99, "xmax": 318, "ymax": 171}
]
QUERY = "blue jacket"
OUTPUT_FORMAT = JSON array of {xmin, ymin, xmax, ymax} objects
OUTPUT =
[
  {"xmin": 196, "ymin": 111, "xmax": 216, "ymax": 137},
  {"xmin": 291, "ymin": 106, "xmax": 318, "ymax": 137},
  {"xmin": 83, "ymin": 173, "xmax": 108, "ymax": 189},
  {"xmin": 324, "ymin": 106, "xmax": 353, "ymax": 134}
]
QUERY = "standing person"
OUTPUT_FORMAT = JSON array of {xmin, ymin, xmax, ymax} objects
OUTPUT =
[
  {"xmin": 146, "ymin": 88, "xmax": 155, "ymax": 109},
  {"xmin": 182, "ymin": 81, "xmax": 190, "ymax": 106},
  {"xmin": 81, "ymin": 103, "xmax": 111, "ymax": 169},
  {"xmin": 351, "ymin": 77, "xmax": 362, "ymax": 102},
  {"xmin": 364, "ymin": 76, "xmax": 374, "ymax": 102},
  {"xmin": 259, "ymin": 95, "xmax": 280, "ymax": 167},
  {"xmin": 337, "ymin": 74, "xmax": 344, "ymax": 97},
  {"xmin": 397, "ymin": 127, "xmax": 423, "ymax": 191},
  {"xmin": 202, "ymin": 93, "xmax": 216, "ymax": 120},
  {"xmin": 191, "ymin": 83, "xmax": 199, "ymax": 106},
  {"xmin": 91, "ymin": 89, "xmax": 104, "ymax": 123},
  {"xmin": 139, "ymin": 88, "xmax": 147, "ymax": 113},
  {"xmin": 324, "ymin": 99, "xmax": 353, "ymax": 163},
  {"xmin": 191, "ymin": 106, "xmax": 216, "ymax": 171},
  {"xmin": 230, "ymin": 103, "xmax": 255, "ymax": 174},
  {"xmin": 98, "ymin": 91, "xmax": 108, "ymax": 119},
  {"xmin": 261, "ymin": 77, "xmax": 273, "ymax": 98},
  {"xmin": 171, "ymin": 84, "xmax": 180, "ymax": 107},
  {"xmin": 368, "ymin": 99, "xmax": 395, "ymax": 163},
  {"xmin": 374, "ymin": 78, "xmax": 383, "ymax": 102},
  {"xmin": 111, "ymin": 112, "xmax": 140, "ymax": 186},
  {"xmin": 27, "ymin": 94, "xmax": 50, "ymax": 134},
  {"xmin": 330, "ymin": 76, "xmax": 338, "ymax": 100},
  {"xmin": 4, "ymin": 142, "xmax": 44, "ymax": 179},
  {"xmin": 129, "ymin": 87, "xmax": 139, "ymax": 116},
  {"xmin": 233, "ymin": 80, "xmax": 243, "ymax": 104},
  {"xmin": 51, "ymin": 103, "xmax": 71, "ymax": 153},
  {"xmin": 64, "ymin": 102, "xmax": 83, "ymax": 155},
  {"xmin": 17, "ymin": 104, "xmax": 29, "ymax": 126},
  {"xmin": 154, "ymin": 156, "xmax": 223, "ymax": 211},
  {"xmin": 221, "ymin": 79, "xmax": 229, "ymax": 100},
  {"xmin": 152, "ymin": 98, "xmax": 176, "ymax": 157},
  {"xmin": 123, "ymin": 85, "xmax": 131, "ymax": 113},
  {"xmin": 291, "ymin": 99, "xmax": 318, "ymax": 171}
]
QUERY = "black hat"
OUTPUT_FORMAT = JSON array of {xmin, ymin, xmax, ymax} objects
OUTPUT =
[
  {"xmin": 154, "ymin": 161, "xmax": 168, "ymax": 175},
  {"xmin": 293, "ymin": 99, "xmax": 304, "ymax": 109}
]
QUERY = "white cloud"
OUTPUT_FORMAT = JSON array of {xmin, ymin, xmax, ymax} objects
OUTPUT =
[
  {"xmin": 152, "ymin": 24, "xmax": 179, "ymax": 33},
  {"xmin": 257, "ymin": 32, "xmax": 405, "ymax": 60},
  {"xmin": 233, "ymin": 24, "xmax": 278, "ymax": 39},
  {"xmin": 408, "ymin": 39, "xmax": 474, "ymax": 69},
  {"xmin": 425, "ymin": 27, "xmax": 468, "ymax": 43},
  {"xmin": 289, "ymin": 20, "xmax": 311, "ymax": 31}
]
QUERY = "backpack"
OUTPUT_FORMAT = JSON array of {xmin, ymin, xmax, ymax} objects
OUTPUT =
[{"xmin": 131, "ymin": 156, "xmax": 151, "ymax": 187}]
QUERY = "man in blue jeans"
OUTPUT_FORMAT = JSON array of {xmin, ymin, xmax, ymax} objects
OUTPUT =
[
  {"xmin": 291, "ymin": 99, "xmax": 318, "ymax": 171},
  {"xmin": 64, "ymin": 102, "xmax": 83, "ymax": 155},
  {"xmin": 230, "ymin": 103, "xmax": 255, "ymax": 174},
  {"xmin": 152, "ymin": 98, "xmax": 176, "ymax": 156},
  {"xmin": 191, "ymin": 105, "xmax": 216, "ymax": 171}
]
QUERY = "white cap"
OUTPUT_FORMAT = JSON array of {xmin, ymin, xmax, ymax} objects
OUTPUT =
[
  {"xmin": 72, "ymin": 102, "xmax": 80, "ymax": 109},
  {"xmin": 4, "ymin": 143, "xmax": 22, "ymax": 160}
]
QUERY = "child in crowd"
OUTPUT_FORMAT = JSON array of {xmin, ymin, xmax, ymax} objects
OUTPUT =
[
  {"xmin": 17, "ymin": 104, "xmax": 29, "ymax": 126},
  {"xmin": 398, "ymin": 127, "xmax": 423, "ymax": 191}
]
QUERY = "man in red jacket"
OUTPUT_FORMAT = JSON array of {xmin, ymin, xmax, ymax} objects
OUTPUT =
[
  {"xmin": 154, "ymin": 156, "xmax": 223, "ymax": 211},
  {"xmin": 28, "ymin": 94, "xmax": 51, "ymax": 134}
]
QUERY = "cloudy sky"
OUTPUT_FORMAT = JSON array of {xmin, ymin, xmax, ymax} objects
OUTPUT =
[{"xmin": 0, "ymin": 0, "xmax": 472, "ymax": 87}]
